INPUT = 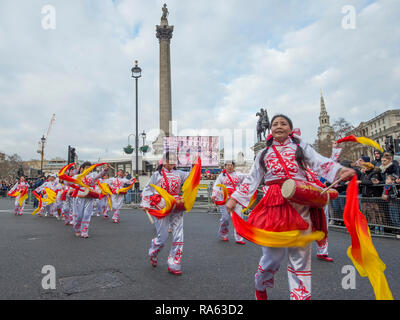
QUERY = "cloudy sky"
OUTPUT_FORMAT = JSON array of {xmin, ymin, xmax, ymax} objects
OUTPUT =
[{"xmin": 0, "ymin": 0, "xmax": 399, "ymax": 162}]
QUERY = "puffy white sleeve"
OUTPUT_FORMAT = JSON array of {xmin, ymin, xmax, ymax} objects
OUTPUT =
[
  {"xmin": 302, "ymin": 141, "xmax": 343, "ymax": 183},
  {"xmin": 231, "ymin": 150, "xmax": 265, "ymax": 208},
  {"xmin": 330, "ymin": 147, "xmax": 342, "ymax": 162},
  {"xmin": 9, "ymin": 182, "xmax": 18, "ymax": 193},
  {"xmin": 211, "ymin": 174, "xmax": 223, "ymax": 199},
  {"xmin": 140, "ymin": 172, "xmax": 160, "ymax": 209},
  {"xmin": 91, "ymin": 169, "xmax": 107, "ymax": 182}
]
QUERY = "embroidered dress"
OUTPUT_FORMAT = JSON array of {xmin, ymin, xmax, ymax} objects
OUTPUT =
[{"xmin": 231, "ymin": 137, "xmax": 342, "ymax": 299}]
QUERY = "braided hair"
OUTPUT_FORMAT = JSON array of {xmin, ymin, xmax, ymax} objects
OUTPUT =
[{"xmin": 259, "ymin": 114, "xmax": 308, "ymax": 173}]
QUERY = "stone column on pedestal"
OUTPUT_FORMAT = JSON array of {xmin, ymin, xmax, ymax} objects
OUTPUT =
[{"xmin": 152, "ymin": 4, "xmax": 174, "ymax": 156}]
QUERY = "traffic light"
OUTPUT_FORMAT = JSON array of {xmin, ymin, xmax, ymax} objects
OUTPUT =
[{"xmin": 68, "ymin": 146, "xmax": 76, "ymax": 164}]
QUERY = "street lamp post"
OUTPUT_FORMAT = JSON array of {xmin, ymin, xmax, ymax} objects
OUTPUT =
[{"xmin": 131, "ymin": 60, "xmax": 142, "ymax": 203}]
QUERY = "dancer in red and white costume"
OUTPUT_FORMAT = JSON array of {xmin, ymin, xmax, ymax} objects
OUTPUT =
[
  {"xmin": 140, "ymin": 152, "xmax": 190, "ymax": 275},
  {"xmin": 106, "ymin": 170, "xmax": 135, "ymax": 223},
  {"xmin": 34, "ymin": 174, "xmax": 62, "ymax": 217},
  {"xmin": 315, "ymin": 141, "xmax": 343, "ymax": 262},
  {"xmin": 226, "ymin": 114, "xmax": 355, "ymax": 300},
  {"xmin": 8, "ymin": 176, "xmax": 30, "ymax": 216},
  {"xmin": 211, "ymin": 161, "xmax": 247, "ymax": 244},
  {"xmin": 95, "ymin": 173, "xmax": 110, "ymax": 219},
  {"xmin": 69, "ymin": 162, "xmax": 109, "ymax": 238}
]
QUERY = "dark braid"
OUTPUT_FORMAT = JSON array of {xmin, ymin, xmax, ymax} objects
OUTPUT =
[
  {"xmin": 291, "ymin": 135, "xmax": 308, "ymax": 172},
  {"xmin": 259, "ymin": 135, "xmax": 274, "ymax": 172},
  {"xmin": 259, "ymin": 114, "xmax": 308, "ymax": 173}
]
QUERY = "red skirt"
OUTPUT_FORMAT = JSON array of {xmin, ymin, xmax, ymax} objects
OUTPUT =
[
  {"xmin": 248, "ymin": 184, "xmax": 309, "ymax": 232},
  {"xmin": 248, "ymin": 184, "xmax": 327, "ymax": 238}
]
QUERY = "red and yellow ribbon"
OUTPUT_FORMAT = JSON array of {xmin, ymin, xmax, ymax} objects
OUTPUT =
[
  {"xmin": 59, "ymin": 162, "xmax": 107, "ymax": 189},
  {"xmin": 97, "ymin": 181, "xmax": 114, "ymax": 211},
  {"xmin": 32, "ymin": 191, "xmax": 43, "ymax": 215},
  {"xmin": 43, "ymin": 188, "xmax": 57, "ymax": 205},
  {"xmin": 181, "ymin": 157, "xmax": 202, "ymax": 212},
  {"xmin": 18, "ymin": 187, "xmax": 29, "ymax": 206},
  {"xmin": 241, "ymin": 191, "xmax": 257, "ymax": 213},
  {"xmin": 343, "ymin": 176, "xmax": 393, "ymax": 300},
  {"xmin": 231, "ymin": 211, "xmax": 324, "ymax": 248},
  {"xmin": 117, "ymin": 178, "xmax": 136, "ymax": 195},
  {"xmin": 147, "ymin": 184, "xmax": 177, "ymax": 219},
  {"xmin": 214, "ymin": 184, "xmax": 229, "ymax": 206},
  {"xmin": 337, "ymin": 135, "xmax": 384, "ymax": 153}
]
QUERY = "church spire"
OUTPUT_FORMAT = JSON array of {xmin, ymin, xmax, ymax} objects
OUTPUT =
[
  {"xmin": 320, "ymin": 89, "xmax": 327, "ymax": 115},
  {"xmin": 317, "ymin": 90, "xmax": 335, "ymax": 148}
]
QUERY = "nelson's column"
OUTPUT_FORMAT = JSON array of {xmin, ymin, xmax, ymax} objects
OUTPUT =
[{"xmin": 152, "ymin": 4, "xmax": 174, "ymax": 156}]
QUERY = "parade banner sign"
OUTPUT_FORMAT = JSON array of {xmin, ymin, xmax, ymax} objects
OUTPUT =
[{"xmin": 164, "ymin": 136, "xmax": 219, "ymax": 167}]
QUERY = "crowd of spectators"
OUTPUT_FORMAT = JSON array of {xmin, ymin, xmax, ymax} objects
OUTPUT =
[{"xmin": 330, "ymin": 150, "xmax": 400, "ymax": 236}]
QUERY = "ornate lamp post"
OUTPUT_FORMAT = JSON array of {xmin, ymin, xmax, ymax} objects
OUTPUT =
[{"xmin": 131, "ymin": 60, "xmax": 142, "ymax": 202}]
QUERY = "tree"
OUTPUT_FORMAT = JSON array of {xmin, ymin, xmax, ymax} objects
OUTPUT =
[
  {"xmin": 313, "ymin": 118, "xmax": 355, "ymax": 161},
  {"xmin": 332, "ymin": 118, "xmax": 355, "ymax": 161},
  {"xmin": 0, "ymin": 153, "xmax": 24, "ymax": 179},
  {"xmin": 332, "ymin": 118, "xmax": 355, "ymax": 140}
]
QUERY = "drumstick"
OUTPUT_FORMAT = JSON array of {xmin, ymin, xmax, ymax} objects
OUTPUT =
[
  {"xmin": 145, "ymin": 210, "xmax": 155, "ymax": 224},
  {"xmin": 320, "ymin": 176, "xmax": 345, "ymax": 194}
]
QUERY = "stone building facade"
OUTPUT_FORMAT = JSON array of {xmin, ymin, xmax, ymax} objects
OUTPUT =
[{"xmin": 346, "ymin": 109, "xmax": 400, "ymax": 160}]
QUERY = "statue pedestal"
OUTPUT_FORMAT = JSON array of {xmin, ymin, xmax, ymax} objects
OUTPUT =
[
  {"xmin": 152, "ymin": 133, "xmax": 165, "ymax": 157},
  {"xmin": 252, "ymin": 141, "xmax": 266, "ymax": 157}
]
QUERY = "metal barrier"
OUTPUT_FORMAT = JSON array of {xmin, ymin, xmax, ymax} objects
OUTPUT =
[{"xmin": 329, "ymin": 195, "xmax": 400, "ymax": 238}]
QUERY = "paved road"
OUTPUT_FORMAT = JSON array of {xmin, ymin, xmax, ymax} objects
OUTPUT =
[{"xmin": 0, "ymin": 197, "xmax": 398, "ymax": 300}]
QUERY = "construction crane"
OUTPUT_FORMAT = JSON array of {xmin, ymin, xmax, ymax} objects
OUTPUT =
[{"xmin": 37, "ymin": 114, "xmax": 56, "ymax": 174}]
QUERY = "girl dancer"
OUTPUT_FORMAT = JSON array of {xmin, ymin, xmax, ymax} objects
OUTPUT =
[
  {"xmin": 34, "ymin": 174, "xmax": 61, "ymax": 217},
  {"xmin": 140, "ymin": 152, "xmax": 190, "ymax": 276},
  {"xmin": 226, "ymin": 114, "xmax": 355, "ymax": 300},
  {"xmin": 8, "ymin": 176, "xmax": 30, "ymax": 216},
  {"xmin": 211, "ymin": 161, "xmax": 246, "ymax": 244},
  {"xmin": 96, "ymin": 173, "xmax": 110, "ymax": 219},
  {"xmin": 107, "ymin": 170, "xmax": 135, "ymax": 223},
  {"xmin": 70, "ymin": 162, "xmax": 109, "ymax": 238},
  {"xmin": 315, "ymin": 141, "xmax": 343, "ymax": 262}
]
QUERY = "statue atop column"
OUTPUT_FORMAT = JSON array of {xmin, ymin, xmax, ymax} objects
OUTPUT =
[
  {"xmin": 256, "ymin": 108, "xmax": 270, "ymax": 142},
  {"xmin": 161, "ymin": 4, "xmax": 169, "ymax": 21}
]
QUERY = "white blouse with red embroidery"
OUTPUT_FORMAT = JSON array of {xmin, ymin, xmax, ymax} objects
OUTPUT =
[
  {"xmin": 9, "ymin": 181, "xmax": 30, "ymax": 193},
  {"xmin": 104, "ymin": 177, "xmax": 134, "ymax": 194},
  {"xmin": 231, "ymin": 137, "xmax": 343, "ymax": 208},
  {"xmin": 140, "ymin": 169, "xmax": 190, "ymax": 209},
  {"xmin": 211, "ymin": 171, "xmax": 247, "ymax": 202}
]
